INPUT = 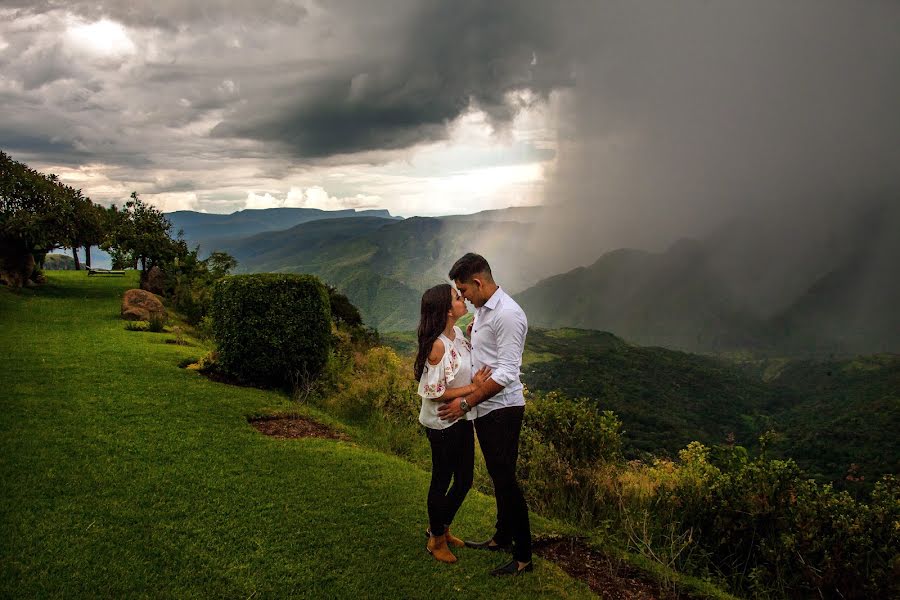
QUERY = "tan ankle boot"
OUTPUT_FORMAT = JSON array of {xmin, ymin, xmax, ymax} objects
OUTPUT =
[
  {"xmin": 426, "ymin": 533, "xmax": 458, "ymax": 563},
  {"xmin": 444, "ymin": 527, "xmax": 465, "ymax": 548}
]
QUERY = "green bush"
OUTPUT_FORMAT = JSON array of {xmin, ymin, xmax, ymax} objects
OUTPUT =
[
  {"xmin": 524, "ymin": 390, "xmax": 623, "ymax": 466},
  {"xmin": 210, "ymin": 273, "xmax": 332, "ymax": 388},
  {"xmin": 317, "ymin": 346, "xmax": 419, "ymax": 424},
  {"xmin": 148, "ymin": 313, "xmax": 167, "ymax": 332},
  {"xmin": 518, "ymin": 390, "xmax": 624, "ymax": 527},
  {"xmin": 691, "ymin": 459, "xmax": 900, "ymax": 598},
  {"xmin": 124, "ymin": 320, "xmax": 150, "ymax": 332},
  {"xmin": 325, "ymin": 284, "xmax": 363, "ymax": 327}
]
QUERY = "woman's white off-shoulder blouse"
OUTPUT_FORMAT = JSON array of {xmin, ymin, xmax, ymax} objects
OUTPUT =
[{"xmin": 416, "ymin": 326, "xmax": 474, "ymax": 430}]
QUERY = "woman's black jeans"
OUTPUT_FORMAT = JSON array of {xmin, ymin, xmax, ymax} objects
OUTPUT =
[
  {"xmin": 474, "ymin": 405, "xmax": 531, "ymax": 563},
  {"xmin": 425, "ymin": 419, "xmax": 474, "ymax": 537}
]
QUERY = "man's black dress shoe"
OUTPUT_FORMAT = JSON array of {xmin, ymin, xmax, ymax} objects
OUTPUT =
[
  {"xmin": 464, "ymin": 538, "xmax": 512, "ymax": 552},
  {"xmin": 490, "ymin": 559, "xmax": 533, "ymax": 576}
]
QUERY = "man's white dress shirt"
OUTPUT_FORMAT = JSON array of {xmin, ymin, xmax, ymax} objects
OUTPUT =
[{"xmin": 470, "ymin": 287, "xmax": 528, "ymax": 418}]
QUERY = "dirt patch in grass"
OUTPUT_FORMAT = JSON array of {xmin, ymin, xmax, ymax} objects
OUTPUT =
[
  {"xmin": 533, "ymin": 536, "xmax": 701, "ymax": 600},
  {"xmin": 248, "ymin": 414, "xmax": 349, "ymax": 441}
]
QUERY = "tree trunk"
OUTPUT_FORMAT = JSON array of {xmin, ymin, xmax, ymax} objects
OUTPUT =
[
  {"xmin": 71, "ymin": 246, "xmax": 81, "ymax": 270},
  {"xmin": 0, "ymin": 251, "xmax": 35, "ymax": 287},
  {"xmin": 84, "ymin": 245, "xmax": 92, "ymax": 268}
]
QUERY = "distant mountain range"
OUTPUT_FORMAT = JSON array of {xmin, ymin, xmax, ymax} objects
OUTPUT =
[
  {"xmin": 516, "ymin": 202, "xmax": 900, "ymax": 356},
  {"xmin": 73, "ymin": 202, "xmax": 896, "ymax": 356},
  {"xmin": 220, "ymin": 213, "xmax": 549, "ymax": 331},
  {"xmin": 166, "ymin": 207, "xmax": 401, "ymax": 254},
  {"xmin": 157, "ymin": 201, "xmax": 899, "ymax": 356}
]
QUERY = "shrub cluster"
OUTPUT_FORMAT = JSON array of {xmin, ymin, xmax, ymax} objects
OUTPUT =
[
  {"xmin": 160, "ymin": 249, "xmax": 237, "ymax": 328},
  {"xmin": 503, "ymin": 385, "xmax": 899, "ymax": 598},
  {"xmin": 576, "ymin": 437, "xmax": 899, "ymax": 599},
  {"xmin": 518, "ymin": 390, "xmax": 624, "ymax": 526},
  {"xmin": 210, "ymin": 273, "xmax": 331, "ymax": 388},
  {"xmin": 313, "ymin": 346, "xmax": 422, "ymax": 457}
]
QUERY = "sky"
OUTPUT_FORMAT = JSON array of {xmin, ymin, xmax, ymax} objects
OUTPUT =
[
  {"xmin": 2, "ymin": 0, "xmax": 899, "ymax": 253},
  {"xmin": 0, "ymin": 0, "xmax": 563, "ymax": 216}
]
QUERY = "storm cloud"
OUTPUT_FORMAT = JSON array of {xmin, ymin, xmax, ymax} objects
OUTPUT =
[{"xmin": 210, "ymin": 0, "xmax": 570, "ymax": 157}]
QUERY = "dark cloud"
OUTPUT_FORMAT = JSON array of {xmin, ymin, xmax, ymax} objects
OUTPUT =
[{"xmin": 212, "ymin": 0, "xmax": 571, "ymax": 157}]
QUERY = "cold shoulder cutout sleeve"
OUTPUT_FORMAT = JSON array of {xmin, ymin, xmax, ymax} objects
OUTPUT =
[{"xmin": 417, "ymin": 335, "xmax": 461, "ymax": 399}]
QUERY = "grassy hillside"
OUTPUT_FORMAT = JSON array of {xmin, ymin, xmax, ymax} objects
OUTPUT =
[
  {"xmin": 383, "ymin": 327, "xmax": 898, "ymax": 487},
  {"xmin": 745, "ymin": 354, "xmax": 900, "ymax": 488},
  {"xmin": 521, "ymin": 330, "xmax": 899, "ymax": 488},
  {"xmin": 0, "ymin": 272, "xmax": 595, "ymax": 598},
  {"xmin": 42, "ymin": 253, "xmax": 77, "ymax": 270},
  {"xmin": 520, "ymin": 328, "xmax": 793, "ymax": 456}
]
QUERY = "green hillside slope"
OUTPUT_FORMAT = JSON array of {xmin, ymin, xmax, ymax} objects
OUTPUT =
[
  {"xmin": 752, "ymin": 354, "xmax": 900, "ymax": 488},
  {"xmin": 0, "ymin": 273, "xmax": 593, "ymax": 598},
  {"xmin": 520, "ymin": 328, "xmax": 792, "ymax": 457}
]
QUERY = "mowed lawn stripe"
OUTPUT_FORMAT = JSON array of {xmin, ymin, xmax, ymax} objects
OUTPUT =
[{"xmin": 0, "ymin": 272, "xmax": 593, "ymax": 598}]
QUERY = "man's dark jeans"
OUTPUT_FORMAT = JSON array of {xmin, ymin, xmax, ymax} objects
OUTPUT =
[
  {"xmin": 425, "ymin": 419, "xmax": 474, "ymax": 536},
  {"xmin": 475, "ymin": 405, "xmax": 531, "ymax": 563}
]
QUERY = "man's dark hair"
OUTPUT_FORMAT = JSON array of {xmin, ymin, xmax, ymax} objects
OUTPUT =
[{"xmin": 448, "ymin": 253, "xmax": 492, "ymax": 283}]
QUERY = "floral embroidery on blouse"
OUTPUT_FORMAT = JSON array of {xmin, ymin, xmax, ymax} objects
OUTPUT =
[
  {"xmin": 421, "ymin": 382, "xmax": 445, "ymax": 395},
  {"xmin": 417, "ymin": 331, "xmax": 464, "ymax": 399}
]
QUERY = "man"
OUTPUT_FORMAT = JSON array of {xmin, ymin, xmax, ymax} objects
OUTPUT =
[{"xmin": 437, "ymin": 252, "xmax": 532, "ymax": 577}]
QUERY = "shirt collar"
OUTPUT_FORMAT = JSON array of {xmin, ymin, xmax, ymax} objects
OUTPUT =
[{"xmin": 483, "ymin": 286, "xmax": 504, "ymax": 311}]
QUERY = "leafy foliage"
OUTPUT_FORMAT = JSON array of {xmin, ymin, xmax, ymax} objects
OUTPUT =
[
  {"xmin": 524, "ymin": 390, "xmax": 622, "ymax": 466},
  {"xmin": 0, "ymin": 151, "xmax": 90, "ymax": 284},
  {"xmin": 325, "ymin": 283, "xmax": 363, "ymax": 327},
  {"xmin": 104, "ymin": 192, "xmax": 181, "ymax": 279},
  {"xmin": 161, "ymin": 247, "xmax": 238, "ymax": 326},
  {"xmin": 210, "ymin": 273, "xmax": 332, "ymax": 387},
  {"xmin": 756, "ymin": 354, "xmax": 900, "ymax": 494}
]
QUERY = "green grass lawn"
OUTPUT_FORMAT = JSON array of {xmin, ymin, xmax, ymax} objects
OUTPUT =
[{"xmin": 0, "ymin": 272, "xmax": 593, "ymax": 598}]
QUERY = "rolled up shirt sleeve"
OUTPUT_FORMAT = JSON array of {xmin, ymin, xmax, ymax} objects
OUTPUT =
[{"xmin": 489, "ymin": 308, "xmax": 527, "ymax": 388}]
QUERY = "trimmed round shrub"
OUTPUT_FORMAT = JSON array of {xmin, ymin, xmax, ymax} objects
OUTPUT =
[{"xmin": 210, "ymin": 273, "xmax": 331, "ymax": 387}]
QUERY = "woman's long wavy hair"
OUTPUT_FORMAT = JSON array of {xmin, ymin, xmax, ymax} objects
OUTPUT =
[{"xmin": 414, "ymin": 283, "xmax": 453, "ymax": 381}]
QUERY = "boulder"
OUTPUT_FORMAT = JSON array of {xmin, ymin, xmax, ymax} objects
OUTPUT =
[
  {"xmin": 121, "ymin": 288, "xmax": 166, "ymax": 321},
  {"xmin": 142, "ymin": 265, "xmax": 166, "ymax": 295}
]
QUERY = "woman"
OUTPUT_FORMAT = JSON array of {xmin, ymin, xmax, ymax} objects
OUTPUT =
[{"xmin": 415, "ymin": 283, "xmax": 491, "ymax": 564}]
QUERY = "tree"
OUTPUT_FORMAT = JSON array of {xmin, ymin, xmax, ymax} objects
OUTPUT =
[
  {"xmin": 108, "ymin": 192, "xmax": 179, "ymax": 283},
  {"xmin": 0, "ymin": 151, "xmax": 79, "ymax": 286},
  {"xmin": 60, "ymin": 194, "xmax": 105, "ymax": 270},
  {"xmin": 78, "ymin": 201, "xmax": 105, "ymax": 269},
  {"xmin": 206, "ymin": 251, "xmax": 238, "ymax": 278}
]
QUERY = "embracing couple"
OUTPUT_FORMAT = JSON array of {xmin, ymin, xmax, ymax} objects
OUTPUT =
[{"xmin": 414, "ymin": 252, "xmax": 532, "ymax": 577}]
